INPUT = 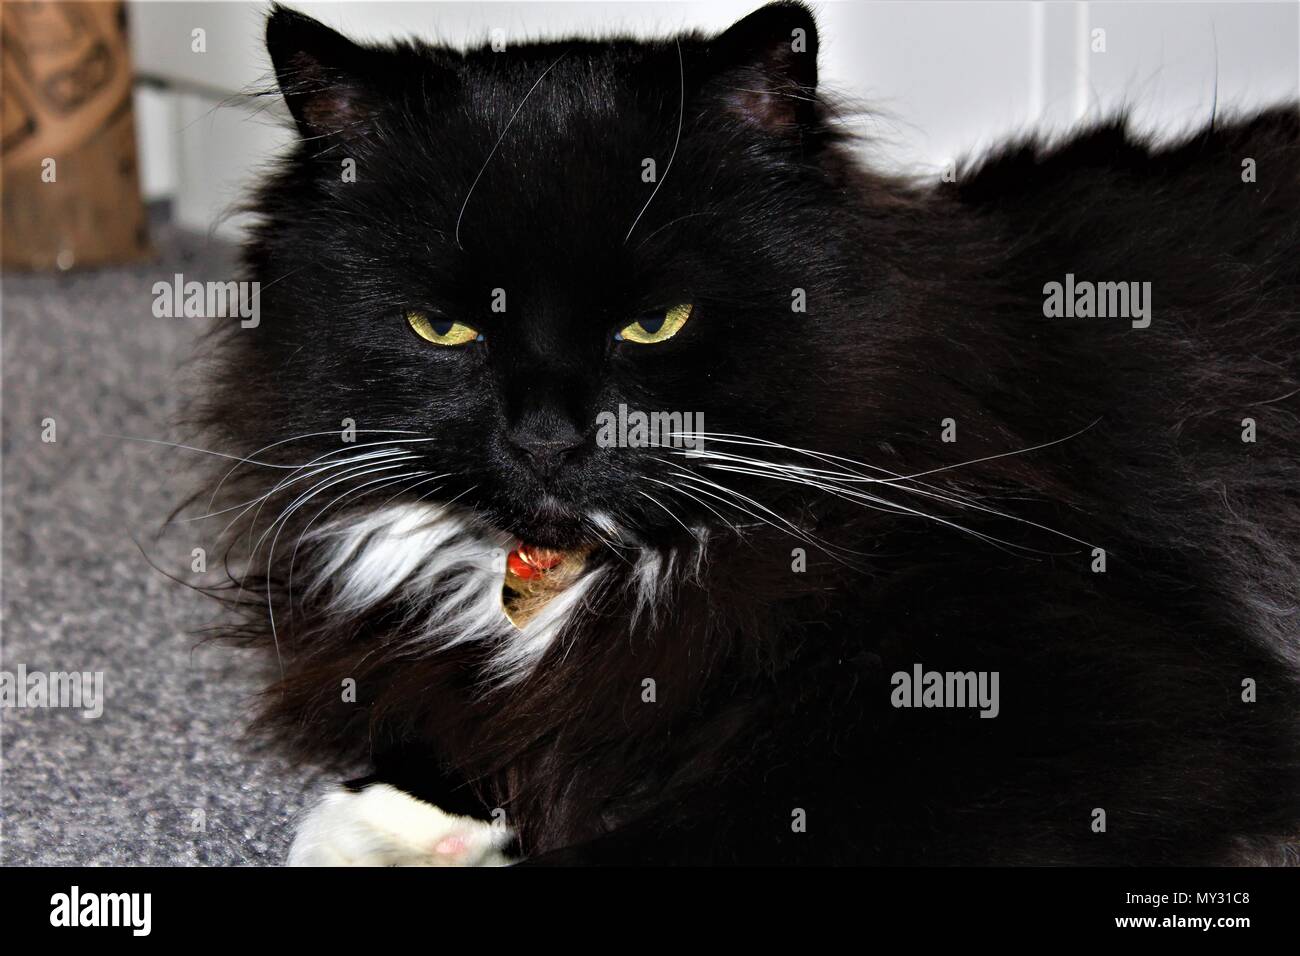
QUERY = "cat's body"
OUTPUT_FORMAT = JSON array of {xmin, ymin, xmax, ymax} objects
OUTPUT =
[{"xmin": 198, "ymin": 3, "xmax": 1300, "ymax": 864}]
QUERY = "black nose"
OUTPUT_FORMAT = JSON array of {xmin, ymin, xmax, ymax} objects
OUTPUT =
[{"xmin": 509, "ymin": 432, "xmax": 584, "ymax": 480}]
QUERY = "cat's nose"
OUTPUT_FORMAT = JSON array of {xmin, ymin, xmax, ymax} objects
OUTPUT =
[{"xmin": 509, "ymin": 432, "xmax": 584, "ymax": 480}]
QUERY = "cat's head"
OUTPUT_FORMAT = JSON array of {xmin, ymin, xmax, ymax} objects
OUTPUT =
[{"xmin": 229, "ymin": 1, "xmax": 883, "ymax": 555}]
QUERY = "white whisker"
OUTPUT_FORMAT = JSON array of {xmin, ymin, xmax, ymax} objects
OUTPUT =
[
  {"xmin": 658, "ymin": 460, "xmax": 861, "ymax": 564},
  {"xmin": 259, "ymin": 464, "xmax": 426, "ymax": 677},
  {"xmin": 455, "ymin": 49, "xmax": 570, "ymax": 249},
  {"xmin": 205, "ymin": 433, "xmax": 433, "ymax": 513},
  {"xmin": 184, "ymin": 447, "xmax": 414, "ymax": 523},
  {"xmin": 624, "ymin": 38, "xmax": 683, "ymax": 244},
  {"xmin": 664, "ymin": 429, "xmax": 1099, "ymax": 551},
  {"xmin": 637, "ymin": 489, "xmax": 695, "ymax": 537},
  {"xmin": 286, "ymin": 471, "xmax": 448, "ymax": 618}
]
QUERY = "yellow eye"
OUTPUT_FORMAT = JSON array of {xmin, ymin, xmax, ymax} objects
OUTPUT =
[
  {"xmin": 406, "ymin": 310, "xmax": 480, "ymax": 346},
  {"xmin": 617, "ymin": 303, "xmax": 693, "ymax": 345}
]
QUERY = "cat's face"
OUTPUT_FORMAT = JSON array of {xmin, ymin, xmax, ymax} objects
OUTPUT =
[{"xmin": 239, "ymin": 2, "xmax": 872, "ymax": 551}]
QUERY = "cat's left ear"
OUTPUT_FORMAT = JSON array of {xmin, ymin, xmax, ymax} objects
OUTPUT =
[
  {"xmin": 265, "ymin": 4, "xmax": 383, "ymax": 143},
  {"xmin": 708, "ymin": 1, "xmax": 820, "ymax": 135}
]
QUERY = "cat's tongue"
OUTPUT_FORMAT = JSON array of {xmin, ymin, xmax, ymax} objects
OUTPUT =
[{"xmin": 506, "ymin": 543, "xmax": 566, "ymax": 580}]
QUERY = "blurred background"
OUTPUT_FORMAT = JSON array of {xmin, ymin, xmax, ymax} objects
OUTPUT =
[{"xmin": 1, "ymin": 1, "xmax": 1297, "ymax": 866}]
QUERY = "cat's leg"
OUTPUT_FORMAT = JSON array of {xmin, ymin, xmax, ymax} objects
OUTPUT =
[{"xmin": 287, "ymin": 783, "xmax": 515, "ymax": 866}]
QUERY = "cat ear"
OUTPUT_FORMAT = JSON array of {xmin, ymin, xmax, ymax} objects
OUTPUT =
[
  {"xmin": 710, "ymin": 1, "xmax": 820, "ymax": 135},
  {"xmin": 265, "ymin": 4, "xmax": 379, "ymax": 142}
]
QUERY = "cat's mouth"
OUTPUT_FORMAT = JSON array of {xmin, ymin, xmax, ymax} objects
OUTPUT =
[
  {"xmin": 501, "ymin": 542, "xmax": 593, "ymax": 629},
  {"xmin": 506, "ymin": 543, "xmax": 568, "ymax": 579}
]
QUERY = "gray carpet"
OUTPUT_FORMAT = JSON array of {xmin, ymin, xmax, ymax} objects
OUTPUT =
[{"xmin": 1, "ymin": 223, "xmax": 327, "ymax": 865}]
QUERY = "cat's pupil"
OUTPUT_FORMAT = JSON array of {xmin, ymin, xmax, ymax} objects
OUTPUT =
[
  {"xmin": 430, "ymin": 318, "xmax": 454, "ymax": 336},
  {"xmin": 638, "ymin": 314, "xmax": 666, "ymax": 335}
]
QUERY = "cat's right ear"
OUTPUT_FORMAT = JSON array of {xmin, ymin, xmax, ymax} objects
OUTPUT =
[
  {"xmin": 709, "ymin": 1, "xmax": 820, "ymax": 136},
  {"xmin": 266, "ymin": 4, "xmax": 379, "ymax": 142}
]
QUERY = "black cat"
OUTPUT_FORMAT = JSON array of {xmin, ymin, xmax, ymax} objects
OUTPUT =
[{"xmin": 193, "ymin": 1, "xmax": 1300, "ymax": 864}]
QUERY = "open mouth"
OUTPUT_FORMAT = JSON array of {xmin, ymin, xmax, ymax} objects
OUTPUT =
[{"xmin": 501, "ymin": 542, "xmax": 594, "ymax": 629}]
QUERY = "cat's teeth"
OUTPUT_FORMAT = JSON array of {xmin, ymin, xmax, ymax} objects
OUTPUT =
[{"xmin": 517, "ymin": 544, "xmax": 565, "ymax": 570}]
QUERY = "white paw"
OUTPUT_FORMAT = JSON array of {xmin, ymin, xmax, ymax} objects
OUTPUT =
[{"xmin": 287, "ymin": 783, "xmax": 515, "ymax": 867}]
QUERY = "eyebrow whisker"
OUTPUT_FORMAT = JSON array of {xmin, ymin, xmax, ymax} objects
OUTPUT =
[
  {"xmin": 455, "ymin": 49, "xmax": 571, "ymax": 249},
  {"xmin": 624, "ymin": 38, "xmax": 685, "ymax": 245}
]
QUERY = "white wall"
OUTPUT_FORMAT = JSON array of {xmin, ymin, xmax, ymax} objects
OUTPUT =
[{"xmin": 127, "ymin": 0, "xmax": 1300, "ymax": 237}]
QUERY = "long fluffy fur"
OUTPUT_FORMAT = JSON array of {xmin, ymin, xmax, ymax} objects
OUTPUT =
[{"xmin": 184, "ymin": 3, "xmax": 1300, "ymax": 863}]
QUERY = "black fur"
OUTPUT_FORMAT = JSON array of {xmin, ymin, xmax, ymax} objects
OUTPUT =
[{"xmin": 194, "ymin": 2, "xmax": 1300, "ymax": 864}]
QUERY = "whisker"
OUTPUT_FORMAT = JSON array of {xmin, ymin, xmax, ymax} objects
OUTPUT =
[
  {"xmin": 289, "ymin": 469, "xmax": 451, "ymax": 589},
  {"xmin": 204, "ymin": 431, "xmax": 431, "ymax": 513},
  {"xmin": 285, "ymin": 469, "xmax": 441, "ymax": 627},
  {"xmin": 665, "ymin": 428, "xmax": 1101, "ymax": 550},
  {"xmin": 681, "ymin": 448, "xmax": 1096, "ymax": 552},
  {"xmin": 217, "ymin": 451, "xmax": 420, "ymax": 544},
  {"xmin": 247, "ymin": 459, "xmax": 419, "ymax": 566},
  {"xmin": 644, "ymin": 477, "xmax": 751, "ymax": 539},
  {"xmin": 665, "ymin": 431, "xmax": 992, "ymax": 518},
  {"xmin": 240, "ymin": 462, "xmax": 422, "ymax": 661},
  {"xmin": 101, "ymin": 429, "xmax": 421, "ymax": 470},
  {"xmin": 637, "ymin": 489, "xmax": 696, "ymax": 538},
  {"xmin": 873, "ymin": 418, "xmax": 1102, "ymax": 483},
  {"xmin": 670, "ymin": 420, "xmax": 1101, "ymax": 485},
  {"xmin": 376, "ymin": 471, "xmax": 453, "ymax": 512},
  {"xmin": 634, "ymin": 210, "xmax": 718, "ymax": 250},
  {"xmin": 624, "ymin": 38, "xmax": 684, "ymax": 244},
  {"xmin": 583, "ymin": 516, "xmax": 636, "ymax": 567},
  {"xmin": 182, "ymin": 448, "xmax": 414, "ymax": 522},
  {"xmin": 223, "ymin": 458, "xmax": 422, "ymax": 618},
  {"xmin": 692, "ymin": 458, "xmax": 1064, "ymax": 556},
  {"xmin": 455, "ymin": 49, "xmax": 570, "ymax": 249},
  {"xmin": 657, "ymin": 460, "xmax": 863, "ymax": 565}
]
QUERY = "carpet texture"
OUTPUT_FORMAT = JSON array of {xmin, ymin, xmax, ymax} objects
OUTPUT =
[{"xmin": 1, "ymin": 224, "xmax": 329, "ymax": 865}]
